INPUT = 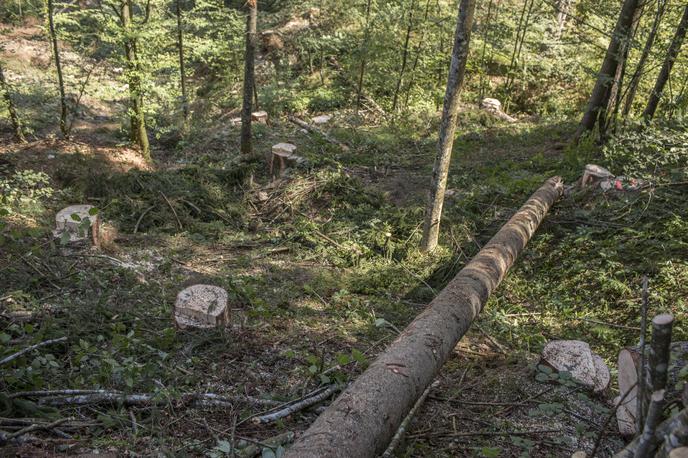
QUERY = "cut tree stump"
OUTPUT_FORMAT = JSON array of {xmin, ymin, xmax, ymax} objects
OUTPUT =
[
  {"xmin": 581, "ymin": 164, "xmax": 614, "ymax": 188},
  {"xmin": 480, "ymin": 98, "xmax": 516, "ymax": 123},
  {"xmin": 251, "ymin": 111, "xmax": 268, "ymax": 124},
  {"xmin": 174, "ymin": 285, "xmax": 229, "ymax": 329},
  {"xmin": 53, "ymin": 205, "xmax": 99, "ymax": 245},
  {"xmin": 284, "ymin": 177, "xmax": 564, "ymax": 458},
  {"xmin": 541, "ymin": 340, "xmax": 610, "ymax": 393},
  {"xmin": 270, "ymin": 143, "xmax": 304, "ymax": 177}
]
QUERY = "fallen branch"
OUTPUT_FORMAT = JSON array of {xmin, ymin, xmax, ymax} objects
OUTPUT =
[
  {"xmin": 381, "ymin": 381, "xmax": 438, "ymax": 457},
  {"xmin": 285, "ymin": 177, "xmax": 564, "ymax": 458},
  {"xmin": 591, "ymin": 382, "xmax": 638, "ymax": 457},
  {"xmin": 17, "ymin": 390, "xmax": 281, "ymax": 409},
  {"xmin": 0, "ymin": 418, "xmax": 70, "ymax": 445},
  {"xmin": 0, "ymin": 337, "xmax": 67, "ymax": 366},
  {"xmin": 134, "ymin": 205, "xmax": 155, "ymax": 233},
  {"xmin": 288, "ymin": 116, "xmax": 350, "ymax": 151},
  {"xmin": 160, "ymin": 192, "xmax": 183, "ymax": 231},
  {"xmin": 251, "ymin": 384, "xmax": 340, "ymax": 424},
  {"xmin": 410, "ymin": 428, "xmax": 565, "ymax": 439}
]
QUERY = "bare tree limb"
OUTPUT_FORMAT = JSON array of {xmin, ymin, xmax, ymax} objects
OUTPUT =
[
  {"xmin": 251, "ymin": 384, "xmax": 340, "ymax": 424},
  {"xmin": 0, "ymin": 337, "xmax": 67, "ymax": 366}
]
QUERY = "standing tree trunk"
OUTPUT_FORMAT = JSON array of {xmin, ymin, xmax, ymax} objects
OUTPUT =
[
  {"xmin": 421, "ymin": 0, "xmax": 476, "ymax": 253},
  {"xmin": 47, "ymin": 0, "xmax": 68, "ymax": 137},
  {"xmin": 392, "ymin": 0, "xmax": 417, "ymax": 112},
  {"xmin": 175, "ymin": 0, "xmax": 189, "ymax": 122},
  {"xmin": 576, "ymin": 0, "xmax": 641, "ymax": 139},
  {"xmin": 240, "ymin": 0, "xmax": 257, "ymax": 155},
  {"xmin": 121, "ymin": 0, "xmax": 150, "ymax": 160},
  {"xmin": 604, "ymin": 6, "xmax": 643, "ymax": 135},
  {"xmin": 355, "ymin": 0, "xmax": 373, "ymax": 112},
  {"xmin": 0, "ymin": 61, "xmax": 26, "ymax": 142},
  {"xmin": 622, "ymin": 0, "xmax": 667, "ymax": 119},
  {"xmin": 554, "ymin": 0, "xmax": 572, "ymax": 39},
  {"xmin": 643, "ymin": 4, "xmax": 688, "ymax": 122}
]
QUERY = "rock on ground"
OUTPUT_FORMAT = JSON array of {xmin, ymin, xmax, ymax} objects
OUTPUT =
[{"xmin": 541, "ymin": 340, "xmax": 610, "ymax": 393}]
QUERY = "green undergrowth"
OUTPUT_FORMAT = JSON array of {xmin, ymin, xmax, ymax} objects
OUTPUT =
[{"xmin": 1, "ymin": 115, "xmax": 687, "ymax": 453}]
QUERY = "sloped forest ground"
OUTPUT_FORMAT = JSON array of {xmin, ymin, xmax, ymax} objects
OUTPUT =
[{"xmin": 2, "ymin": 22, "xmax": 688, "ymax": 458}]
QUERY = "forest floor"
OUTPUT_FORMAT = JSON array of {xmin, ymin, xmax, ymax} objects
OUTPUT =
[{"xmin": 2, "ymin": 21, "xmax": 688, "ymax": 458}]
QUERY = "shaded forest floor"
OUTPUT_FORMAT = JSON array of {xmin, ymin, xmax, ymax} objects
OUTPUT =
[{"xmin": 2, "ymin": 22, "xmax": 688, "ymax": 458}]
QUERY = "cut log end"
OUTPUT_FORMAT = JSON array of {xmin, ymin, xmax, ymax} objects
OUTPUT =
[
  {"xmin": 653, "ymin": 314, "xmax": 674, "ymax": 327},
  {"xmin": 53, "ymin": 204, "xmax": 100, "ymax": 245},
  {"xmin": 174, "ymin": 285, "xmax": 230, "ymax": 329}
]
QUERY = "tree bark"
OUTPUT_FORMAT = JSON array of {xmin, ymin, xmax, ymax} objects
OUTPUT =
[
  {"xmin": 47, "ymin": 0, "xmax": 68, "ymax": 138},
  {"xmin": 604, "ymin": 5, "xmax": 643, "ymax": 135},
  {"xmin": 576, "ymin": 0, "xmax": 641, "ymax": 139},
  {"xmin": 240, "ymin": 0, "xmax": 257, "ymax": 155},
  {"xmin": 285, "ymin": 177, "xmax": 563, "ymax": 458},
  {"xmin": 421, "ymin": 0, "xmax": 476, "ymax": 253},
  {"xmin": 643, "ymin": 4, "xmax": 688, "ymax": 122},
  {"xmin": 121, "ymin": 0, "xmax": 150, "ymax": 160},
  {"xmin": 176, "ymin": 0, "xmax": 188, "ymax": 121},
  {"xmin": 0, "ymin": 61, "xmax": 26, "ymax": 142},
  {"xmin": 392, "ymin": 0, "xmax": 417, "ymax": 112},
  {"xmin": 622, "ymin": 0, "xmax": 667, "ymax": 119},
  {"xmin": 555, "ymin": 0, "xmax": 572, "ymax": 40}
]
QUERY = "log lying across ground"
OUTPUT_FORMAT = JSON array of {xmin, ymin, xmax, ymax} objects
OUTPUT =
[{"xmin": 285, "ymin": 176, "xmax": 564, "ymax": 458}]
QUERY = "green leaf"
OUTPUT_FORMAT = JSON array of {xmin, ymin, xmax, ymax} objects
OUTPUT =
[
  {"xmin": 88, "ymin": 207, "xmax": 99, "ymax": 216},
  {"xmin": 336, "ymin": 353, "xmax": 351, "ymax": 366},
  {"xmin": 481, "ymin": 447, "xmax": 501, "ymax": 458},
  {"xmin": 70, "ymin": 213, "xmax": 81, "ymax": 222},
  {"xmin": 216, "ymin": 440, "xmax": 232, "ymax": 453},
  {"xmin": 351, "ymin": 348, "xmax": 366, "ymax": 364}
]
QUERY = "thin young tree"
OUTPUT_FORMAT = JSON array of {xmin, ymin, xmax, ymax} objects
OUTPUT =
[
  {"xmin": 240, "ymin": 0, "xmax": 257, "ymax": 155},
  {"xmin": 622, "ymin": 0, "xmax": 667, "ymax": 118},
  {"xmin": 47, "ymin": 0, "xmax": 68, "ymax": 137},
  {"xmin": 355, "ymin": 0, "xmax": 373, "ymax": 112},
  {"xmin": 403, "ymin": 0, "xmax": 433, "ymax": 109},
  {"xmin": 120, "ymin": 0, "xmax": 150, "ymax": 160},
  {"xmin": 604, "ymin": 5, "xmax": 643, "ymax": 133},
  {"xmin": 0, "ymin": 60, "xmax": 26, "ymax": 142},
  {"xmin": 421, "ymin": 0, "xmax": 476, "ymax": 253},
  {"xmin": 392, "ymin": 0, "xmax": 417, "ymax": 112},
  {"xmin": 575, "ymin": 0, "xmax": 641, "ymax": 140},
  {"xmin": 176, "ymin": 0, "xmax": 189, "ymax": 122},
  {"xmin": 643, "ymin": 4, "xmax": 688, "ymax": 121}
]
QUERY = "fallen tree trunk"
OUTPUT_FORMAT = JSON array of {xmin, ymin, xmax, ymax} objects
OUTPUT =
[
  {"xmin": 285, "ymin": 176, "xmax": 564, "ymax": 458},
  {"xmin": 288, "ymin": 116, "xmax": 350, "ymax": 151}
]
